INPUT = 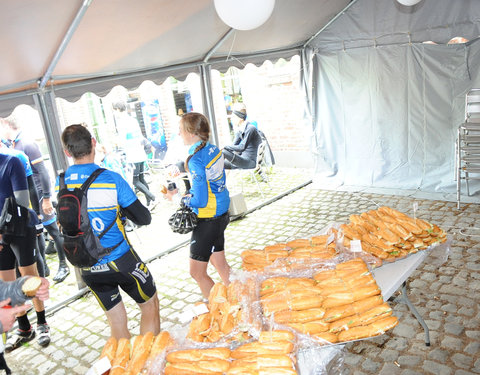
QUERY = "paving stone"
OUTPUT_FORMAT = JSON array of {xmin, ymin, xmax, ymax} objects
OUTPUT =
[{"xmin": 423, "ymin": 360, "xmax": 454, "ymax": 375}]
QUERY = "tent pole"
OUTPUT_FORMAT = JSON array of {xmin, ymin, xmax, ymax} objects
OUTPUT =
[
  {"xmin": 33, "ymin": 92, "xmax": 69, "ymax": 175},
  {"xmin": 38, "ymin": 0, "xmax": 93, "ymax": 89},
  {"xmin": 200, "ymin": 64, "xmax": 219, "ymax": 146},
  {"xmin": 303, "ymin": 0, "xmax": 360, "ymax": 48},
  {"xmin": 203, "ymin": 29, "xmax": 235, "ymax": 63}
]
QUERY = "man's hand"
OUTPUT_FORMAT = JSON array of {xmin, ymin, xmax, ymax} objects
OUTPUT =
[
  {"xmin": 0, "ymin": 233, "xmax": 3, "ymax": 252},
  {"xmin": 42, "ymin": 197, "xmax": 54, "ymax": 216},
  {"xmin": 0, "ymin": 299, "xmax": 31, "ymax": 333},
  {"xmin": 33, "ymin": 277, "xmax": 50, "ymax": 301}
]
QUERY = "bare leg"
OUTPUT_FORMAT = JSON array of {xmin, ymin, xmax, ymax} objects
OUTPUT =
[
  {"xmin": 138, "ymin": 292, "xmax": 160, "ymax": 335},
  {"xmin": 18, "ymin": 264, "xmax": 45, "ymax": 313},
  {"xmin": 189, "ymin": 259, "xmax": 214, "ymax": 299},
  {"xmin": 105, "ymin": 302, "xmax": 130, "ymax": 339},
  {"xmin": 210, "ymin": 251, "xmax": 231, "ymax": 286}
]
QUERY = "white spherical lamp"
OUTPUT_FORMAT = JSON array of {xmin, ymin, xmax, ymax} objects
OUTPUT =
[
  {"xmin": 214, "ymin": 0, "xmax": 275, "ymax": 31},
  {"xmin": 396, "ymin": 0, "xmax": 422, "ymax": 5}
]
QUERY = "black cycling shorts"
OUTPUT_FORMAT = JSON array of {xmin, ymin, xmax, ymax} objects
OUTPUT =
[
  {"xmin": 190, "ymin": 212, "xmax": 229, "ymax": 262},
  {"xmin": 0, "ymin": 226, "xmax": 38, "ymax": 269},
  {"xmin": 81, "ymin": 248, "xmax": 157, "ymax": 311}
]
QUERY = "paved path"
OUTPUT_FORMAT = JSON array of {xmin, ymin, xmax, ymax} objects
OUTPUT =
[{"xmin": 4, "ymin": 168, "xmax": 480, "ymax": 374}]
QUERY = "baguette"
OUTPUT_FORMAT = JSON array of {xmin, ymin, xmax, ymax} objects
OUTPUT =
[
  {"xmin": 227, "ymin": 367, "xmax": 297, "ymax": 375},
  {"xmin": 110, "ymin": 338, "xmax": 130, "ymax": 375},
  {"xmin": 322, "ymin": 293, "xmax": 354, "ymax": 308},
  {"xmin": 352, "ymin": 295, "xmax": 384, "ymax": 314},
  {"xmin": 164, "ymin": 359, "xmax": 229, "ymax": 375},
  {"xmin": 285, "ymin": 321, "xmax": 329, "ymax": 334},
  {"xmin": 147, "ymin": 331, "xmax": 174, "ymax": 361},
  {"xmin": 323, "ymin": 304, "xmax": 355, "ymax": 323},
  {"xmin": 312, "ymin": 269, "xmax": 336, "ymax": 282},
  {"xmin": 273, "ymin": 308, "xmax": 325, "ymax": 324},
  {"xmin": 230, "ymin": 354, "xmax": 294, "ymax": 368},
  {"xmin": 231, "ymin": 341, "xmax": 294, "ymax": 359},
  {"xmin": 286, "ymin": 239, "xmax": 311, "ymax": 248},
  {"xmin": 310, "ymin": 235, "xmax": 328, "ymax": 245},
  {"xmin": 258, "ymin": 330, "xmax": 295, "ymax": 343},
  {"xmin": 166, "ymin": 347, "xmax": 231, "ymax": 363},
  {"xmin": 21, "ymin": 276, "xmax": 42, "ymax": 297},
  {"xmin": 329, "ymin": 303, "xmax": 392, "ymax": 333},
  {"xmin": 127, "ymin": 332, "xmax": 154, "ymax": 374},
  {"xmin": 313, "ymin": 332, "xmax": 338, "ymax": 344},
  {"xmin": 264, "ymin": 243, "xmax": 289, "ymax": 252},
  {"xmin": 100, "ymin": 337, "xmax": 117, "ymax": 364}
]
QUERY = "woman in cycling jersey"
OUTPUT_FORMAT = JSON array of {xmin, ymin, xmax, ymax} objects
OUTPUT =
[{"xmin": 165, "ymin": 112, "xmax": 231, "ymax": 298}]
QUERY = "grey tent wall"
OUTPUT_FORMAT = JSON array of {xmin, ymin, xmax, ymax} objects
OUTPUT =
[{"xmin": 309, "ymin": 39, "xmax": 480, "ymax": 193}]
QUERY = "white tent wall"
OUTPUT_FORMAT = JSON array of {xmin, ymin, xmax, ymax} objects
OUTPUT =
[{"xmin": 308, "ymin": 0, "xmax": 480, "ymax": 195}]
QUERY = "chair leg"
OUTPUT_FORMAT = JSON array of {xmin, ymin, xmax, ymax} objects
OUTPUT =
[{"xmin": 250, "ymin": 170, "xmax": 265, "ymax": 198}]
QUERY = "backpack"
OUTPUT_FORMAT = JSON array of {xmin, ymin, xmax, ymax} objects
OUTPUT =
[
  {"xmin": 57, "ymin": 168, "xmax": 121, "ymax": 268},
  {"xmin": 0, "ymin": 196, "xmax": 30, "ymax": 237}
]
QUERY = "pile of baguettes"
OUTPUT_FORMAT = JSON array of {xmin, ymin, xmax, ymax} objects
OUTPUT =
[
  {"xmin": 99, "ymin": 329, "xmax": 297, "ymax": 374},
  {"xmin": 260, "ymin": 258, "xmax": 398, "ymax": 344},
  {"xmin": 341, "ymin": 206, "xmax": 446, "ymax": 261},
  {"xmin": 99, "ymin": 331, "xmax": 174, "ymax": 375},
  {"xmin": 186, "ymin": 280, "xmax": 258, "ymax": 343},
  {"xmin": 240, "ymin": 206, "xmax": 447, "ymax": 271},
  {"xmin": 166, "ymin": 331, "xmax": 296, "ymax": 375}
]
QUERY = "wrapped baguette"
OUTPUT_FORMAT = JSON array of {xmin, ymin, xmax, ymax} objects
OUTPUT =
[
  {"xmin": 164, "ymin": 359, "xmax": 230, "ymax": 375},
  {"xmin": 322, "ymin": 292, "xmax": 354, "ymax": 308},
  {"xmin": 110, "ymin": 338, "xmax": 130, "ymax": 375},
  {"xmin": 100, "ymin": 337, "xmax": 117, "ymax": 364},
  {"xmin": 329, "ymin": 303, "xmax": 392, "ymax": 333},
  {"xmin": 264, "ymin": 243, "xmax": 290, "ymax": 252},
  {"xmin": 147, "ymin": 331, "xmax": 174, "ymax": 361},
  {"xmin": 227, "ymin": 367, "xmax": 297, "ymax": 375},
  {"xmin": 126, "ymin": 332, "xmax": 154, "ymax": 374},
  {"xmin": 285, "ymin": 321, "xmax": 329, "ymax": 335},
  {"xmin": 273, "ymin": 308, "xmax": 325, "ymax": 324},
  {"xmin": 310, "ymin": 235, "xmax": 328, "ymax": 245},
  {"xmin": 312, "ymin": 332, "xmax": 338, "ymax": 344},
  {"xmin": 313, "ymin": 269, "xmax": 336, "ymax": 282},
  {"xmin": 323, "ymin": 304, "xmax": 355, "ymax": 323},
  {"xmin": 230, "ymin": 354, "xmax": 294, "ymax": 369},
  {"xmin": 166, "ymin": 347, "xmax": 231, "ymax": 363},
  {"xmin": 231, "ymin": 341, "xmax": 294, "ymax": 359},
  {"xmin": 258, "ymin": 330, "xmax": 295, "ymax": 343},
  {"xmin": 337, "ymin": 316, "xmax": 398, "ymax": 342},
  {"xmin": 286, "ymin": 239, "xmax": 311, "ymax": 248}
]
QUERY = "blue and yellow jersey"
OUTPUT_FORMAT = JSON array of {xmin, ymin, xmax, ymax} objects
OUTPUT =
[
  {"xmin": 55, "ymin": 163, "xmax": 137, "ymax": 265},
  {"xmin": 185, "ymin": 142, "xmax": 230, "ymax": 218}
]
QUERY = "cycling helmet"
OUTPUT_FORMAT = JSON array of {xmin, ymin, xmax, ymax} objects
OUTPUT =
[{"xmin": 168, "ymin": 206, "xmax": 198, "ymax": 234}]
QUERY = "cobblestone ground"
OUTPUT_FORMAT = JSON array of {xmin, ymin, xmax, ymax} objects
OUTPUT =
[{"xmin": 4, "ymin": 168, "xmax": 480, "ymax": 374}]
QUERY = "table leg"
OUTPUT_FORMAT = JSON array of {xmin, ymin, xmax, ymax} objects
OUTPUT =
[{"xmin": 401, "ymin": 281, "xmax": 430, "ymax": 346}]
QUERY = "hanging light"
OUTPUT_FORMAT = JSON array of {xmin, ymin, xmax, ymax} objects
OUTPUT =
[
  {"xmin": 396, "ymin": 0, "xmax": 422, "ymax": 5},
  {"xmin": 214, "ymin": 0, "xmax": 275, "ymax": 31}
]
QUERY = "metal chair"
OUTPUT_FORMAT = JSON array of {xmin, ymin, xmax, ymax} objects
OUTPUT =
[{"xmin": 237, "ymin": 140, "xmax": 271, "ymax": 198}]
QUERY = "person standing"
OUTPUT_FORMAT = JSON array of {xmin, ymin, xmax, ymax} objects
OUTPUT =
[
  {"xmin": 0, "ymin": 153, "xmax": 51, "ymax": 351},
  {"xmin": 112, "ymin": 101, "xmax": 156, "ymax": 207},
  {"xmin": 165, "ymin": 112, "xmax": 231, "ymax": 299},
  {"xmin": 0, "ymin": 117, "xmax": 70, "ymax": 283},
  {"xmin": 57, "ymin": 124, "xmax": 160, "ymax": 339}
]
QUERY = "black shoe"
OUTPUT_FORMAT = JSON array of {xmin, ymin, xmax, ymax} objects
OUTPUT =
[
  {"xmin": 53, "ymin": 266, "xmax": 70, "ymax": 283},
  {"xmin": 5, "ymin": 328, "xmax": 36, "ymax": 352},
  {"xmin": 36, "ymin": 324, "xmax": 50, "ymax": 347},
  {"xmin": 45, "ymin": 241, "xmax": 56, "ymax": 255}
]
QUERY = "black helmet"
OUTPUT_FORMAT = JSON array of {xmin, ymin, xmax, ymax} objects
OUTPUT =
[{"xmin": 168, "ymin": 206, "xmax": 197, "ymax": 234}]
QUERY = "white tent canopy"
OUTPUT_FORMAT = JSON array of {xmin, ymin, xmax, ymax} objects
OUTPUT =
[{"xmin": 0, "ymin": 0, "xmax": 348, "ymax": 111}]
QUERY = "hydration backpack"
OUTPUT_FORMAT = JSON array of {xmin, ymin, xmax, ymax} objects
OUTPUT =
[{"xmin": 57, "ymin": 168, "xmax": 121, "ymax": 267}]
